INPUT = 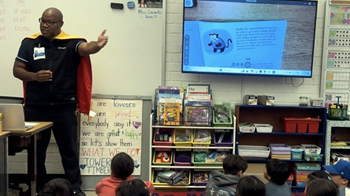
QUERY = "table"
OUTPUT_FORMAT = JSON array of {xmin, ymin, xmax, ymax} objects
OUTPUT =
[
  {"xmin": 0, "ymin": 131, "xmax": 10, "ymax": 196},
  {"xmin": 8, "ymin": 122, "xmax": 53, "ymax": 196}
]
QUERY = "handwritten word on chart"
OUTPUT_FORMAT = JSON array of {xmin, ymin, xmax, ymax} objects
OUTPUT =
[
  {"xmin": 0, "ymin": 0, "xmax": 32, "ymax": 41},
  {"xmin": 79, "ymin": 99, "xmax": 143, "ymax": 175},
  {"xmin": 138, "ymin": 9, "xmax": 162, "ymax": 19}
]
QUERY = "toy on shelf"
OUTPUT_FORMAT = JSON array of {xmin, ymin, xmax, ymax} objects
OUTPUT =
[{"xmin": 155, "ymin": 151, "xmax": 171, "ymax": 163}]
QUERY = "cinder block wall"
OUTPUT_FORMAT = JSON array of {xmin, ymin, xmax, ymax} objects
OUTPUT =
[{"xmin": 8, "ymin": 0, "xmax": 327, "ymax": 175}]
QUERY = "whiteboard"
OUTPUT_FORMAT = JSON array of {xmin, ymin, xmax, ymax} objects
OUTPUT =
[{"xmin": 0, "ymin": 0, "xmax": 165, "ymax": 98}]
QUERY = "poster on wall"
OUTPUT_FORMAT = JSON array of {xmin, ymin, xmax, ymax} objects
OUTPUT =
[
  {"xmin": 324, "ymin": 92, "xmax": 349, "ymax": 108},
  {"xmin": 330, "ymin": 6, "xmax": 350, "ymax": 25},
  {"xmin": 325, "ymin": 71, "xmax": 350, "ymax": 90},
  {"xmin": 79, "ymin": 98, "xmax": 143, "ymax": 175},
  {"xmin": 327, "ymin": 50, "xmax": 350, "ymax": 68}
]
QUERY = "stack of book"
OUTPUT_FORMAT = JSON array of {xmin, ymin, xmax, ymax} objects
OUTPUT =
[
  {"xmin": 270, "ymin": 143, "xmax": 291, "ymax": 160},
  {"xmin": 183, "ymin": 84, "xmax": 212, "ymax": 126},
  {"xmin": 156, "ymin": 86, "xmax": 183, "ymax": 125}
]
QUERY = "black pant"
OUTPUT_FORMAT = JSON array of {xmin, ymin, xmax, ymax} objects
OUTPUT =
[{"xmin": 24, "ymin": 104, "xmax": 82, "ymax": 191}]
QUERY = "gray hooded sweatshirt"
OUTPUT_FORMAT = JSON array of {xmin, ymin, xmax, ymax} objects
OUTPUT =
[{"xmin": 204, "ymin": 170, "xmax": 240, "ymax": 196}]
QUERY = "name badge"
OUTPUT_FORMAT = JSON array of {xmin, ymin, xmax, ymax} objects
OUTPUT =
[{"xmin": 33, "ymin": 47, "xmax": 46, "ymax": 60}]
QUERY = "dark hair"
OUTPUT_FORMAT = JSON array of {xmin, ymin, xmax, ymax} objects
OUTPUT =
[
  {"xmin": 307, "ymin": 170, "xmax": 332, "ymax": 182},
  {"xmin": 236, "ymin": 175, "xmax": 266, "ymax": 196},
  {"xmin": 38, "ymin": 178, "xmax": 73, "ymax": 196},
  {"xmin": 223, "ymin": 154, "xmax": 248, "ymax": 175},
  {"xmin": 266, "ymin": 159, "xmax": 290, "ymax": 185},
  {"xmin": 115, "ymin": 179, "xmax": 150, "ymax": 196},
  {"xmin": 306, "ymin": 178, "xmax": 339, "ymax": 196},
  {"xmin": 111, "ymin": 152, "xmax": 134, "ymax": 179}
]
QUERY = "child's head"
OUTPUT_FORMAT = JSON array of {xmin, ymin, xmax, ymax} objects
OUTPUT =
[
  {"xmin": 111, "ymin": 152, "xmax": 134, "ymax": 179},
  {"xmin": 305, "ymin": 178, "xmax": 339, "ymax": 196},
  {"xmin": 304, "ymin": 170, "xmax": 333, "ymax": 194},
  {"xmin": 115, "ymin": 179, "xmax": 150, "ymax": 196},
  {"xmin": 38, "ymin": 178, "xmax": 73, "ymax": 196},
  {"xmin": 236, "ymin": 175, "xmax": 266, "ymax": 196},
  {"xmin": 223, "ymin": 154, "xmax": 248, "ymax": 177},
  {"xmin": 323, "ymin": 160, "xmax": 350, "ymax": 188},
  {"xmin": 264, "ymin": 159, "xmax": 290, "ymax": 185}
]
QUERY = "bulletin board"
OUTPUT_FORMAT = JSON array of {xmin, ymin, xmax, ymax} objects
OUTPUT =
[
  {"xmin": 0, "ymin": 0, "xmax": 165, "ymax": 99},
  {"xmin": 321, "ymin": 0, "xmax": 350, "ymax": 108},
  {"xmin": 79, "ymin": 94, "xmax": 152, "ymax": 190}
]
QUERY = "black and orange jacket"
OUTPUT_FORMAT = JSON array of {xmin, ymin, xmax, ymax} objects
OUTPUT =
[{"xmin": 17, "ymin": 31, "xmax": 92, "ymax": 114}]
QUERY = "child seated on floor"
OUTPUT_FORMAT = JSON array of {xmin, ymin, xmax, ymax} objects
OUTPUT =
[
  {"xmin": 204, "ymin": 154, "xmax": 248, "ymax": 196},
  {"xmin": 323, "ymin": 160, "xmax": 350, "ymax": 196},
  {"xmin": 38, "ymin": 178, "xmax": 73, "ymax": 196},
  {"xmin": 304, "ymin": 170, "xmax": 333, "ymax": 195},
  {"xmin": 116, "ymin": 179, "xmax": 150, "ymax": 196},
  {"xmin": 95, "ymin": 152, "xmax": 154, "ymax": 196},
  {"xmin": 236, "ymin": 175, "xmax": 266, "ymax": 196},
  {"xmin": 264, "ymin": 159, "xmax": 293, "ymax": 196},
  {"xmin": 306, "ymin": 178, "xmax": 339, "ymax": 196}
]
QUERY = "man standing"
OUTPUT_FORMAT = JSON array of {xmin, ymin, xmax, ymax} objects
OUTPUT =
[{"xmin": 13, "ymin": 7, "xmax": 108, "ymax": 196}]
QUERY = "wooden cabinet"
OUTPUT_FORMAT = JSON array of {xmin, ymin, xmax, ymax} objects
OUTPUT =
[
  {"xmin": 235, "ymin": 105, "xmax": 326, "ymax": 154},
  {"xmin": 235, "ymin": 105, "xmax": 327, "ymax": 192},
  {"xmin": 149, "ymin": 114, "xmax": 236, "ymax": 189}
]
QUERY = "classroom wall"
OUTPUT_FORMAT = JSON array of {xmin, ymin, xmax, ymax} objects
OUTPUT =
[
  {"xmin": 164, "ymin": 0, "xmax": 326, "ymax": 106},
  {"xmin": 8, "ymin": 0, "xmax": 327, "ymax": 186}
]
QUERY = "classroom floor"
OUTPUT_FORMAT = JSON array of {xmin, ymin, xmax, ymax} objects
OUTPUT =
[{"xmin": 8, "ymin": 186, "xmax": 96, "ymax": 196}]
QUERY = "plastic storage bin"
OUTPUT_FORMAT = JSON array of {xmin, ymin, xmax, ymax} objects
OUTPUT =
[
  {"xmin": 296, "ymin": 163, "xmax": 321, "ymax": 171},
  {"xmin": 212, "ymin": 105, "xmax": 232, "ymax": 127},
  {"xmin": 153, "ymin": 128, "xmax": 174, "ymax": 151},
  {"xmin": 192, "ymin": 129, "xmax": 211, "ymax": 150},
  {"xmin": 290, "ymin": 145, "xmax": 304, "ymax": 160},
  {"xmin": 255, "ymin": 123, "xmax": 273, "ymax": 133},
  {"xmin": 152, "ymin": 170, "xmax": 169, "ymax": 185},
  {"xmin": 239, "ymin": 123, "xmax": 256, "ymax": 133},
  {"xmin": 283, "ymin": 118, "xmax": 321, "ymax": 133},
  {"xmin": 173, "ymin": 129, "xmax": 193, "ymax": 151},
  {"xmin": 301, "ymin": 144, "xmax": 321, "ymax": 154},
  {"xmin": 152, "ymin": 151, "xmax": 173, "ymax": 165},
  {"xmin": 192, "ymin": 151, "xmax": 229, "ymax": 165},
  {"xmin": 238, "ymin": 145, "xmax": 270, "ymax": 158},
  {"xmin": 328, "ymin": 107, "xmax": 348, "ymax": 120},
  {"xmin": 270, "ymin": 143, "xmax": 291, "ymax": 151},
  {"xmin": 152, "ymin": 170, "xmax": 191, "ymax": 185},
  {"xmin": 192, "ymin": 171, "xmax": 211, "ymax": 186},
  {"xmin": 214, "ymin": 131, "xmax": 233, "ymax": 147},
  {"xmin": 304, "ymin": 153, "xmax": 323, "ymax": 161},
  {"xmin": 173, "ymin": 151, "xmax": 191, "ymax": 166}
]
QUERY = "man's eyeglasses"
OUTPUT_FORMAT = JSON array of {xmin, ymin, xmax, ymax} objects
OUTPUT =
[{"xmin": 38, "ymin": 18, "xmax": 61, "ymax": 26}]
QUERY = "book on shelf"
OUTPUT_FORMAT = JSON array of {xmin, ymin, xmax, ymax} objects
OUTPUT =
[
  {"xmin": 157, "ymin": 86, "xmax": 184, "ymax": 99},
  {"xmin": 164, "ymin": 102, "xmax": 181, "ymax": 125},
  {"xmin": 184, "ymin": 105, "xmax": 211, "ymax": 126},
  {"xmin": 187, "ymin": 84, "xmax": 210, "ymax": 95},
  {"xmin": 157, "ymin": 98, "xmax": 183, "ymax": 123}
]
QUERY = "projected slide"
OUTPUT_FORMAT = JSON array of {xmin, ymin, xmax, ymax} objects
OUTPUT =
[{"xmin": 183, "ymin": 20, "xmax": 287, "ymax": 70}]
